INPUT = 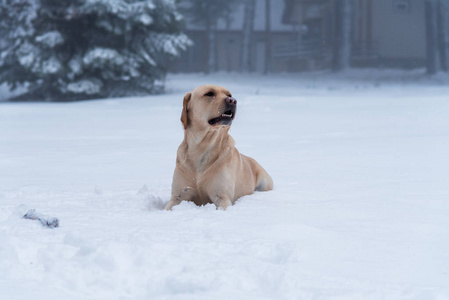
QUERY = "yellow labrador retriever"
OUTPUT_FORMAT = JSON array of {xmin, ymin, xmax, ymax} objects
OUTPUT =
[{"xmin": 165, "ymin": 85, "xmax": 273, "ymax": 210}]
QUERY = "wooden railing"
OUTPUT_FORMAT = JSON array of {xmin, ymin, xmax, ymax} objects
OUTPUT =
[
  {"xmin": 272, "ymin": 39, "xmax": 329, "ymax": 59},
  {"xmin": 273, "ymin": 39, "xmax": 379, "ymax": 60}
]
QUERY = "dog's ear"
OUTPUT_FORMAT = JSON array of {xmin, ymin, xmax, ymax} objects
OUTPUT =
[{"xmin": 180, "ymin": 92, "xmax": 191, "ymax": 130}]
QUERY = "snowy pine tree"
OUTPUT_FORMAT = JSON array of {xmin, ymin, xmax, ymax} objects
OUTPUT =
[
  {"xmin": 0, "ymin": 0, "xmax": 191, "ymax": 101},
  {"xmin": 0, "ymin": 0, "xmax": 37, "ymax": 90}
]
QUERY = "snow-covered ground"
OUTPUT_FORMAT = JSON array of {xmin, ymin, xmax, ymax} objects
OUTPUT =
[{"xmin": 1, "ymin": 70, "xmax": 449, "ymax": 299}]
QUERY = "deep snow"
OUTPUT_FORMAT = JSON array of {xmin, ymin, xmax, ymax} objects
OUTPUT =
[{"xmin": 1, "ymin": 70, "xmax": 449, "ymax": 299}]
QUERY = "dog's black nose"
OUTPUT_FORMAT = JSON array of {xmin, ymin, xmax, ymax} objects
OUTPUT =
[{"xmin": 225, "ymin": 97, "xmax": 237, "ymax": 105}]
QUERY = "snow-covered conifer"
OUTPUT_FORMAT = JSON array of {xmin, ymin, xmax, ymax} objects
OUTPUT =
[
  {"xmin": 0, "ymin": 0, "xmax": 191, "ymax": 101},
  {"xmin": 0, "ymin": 0, "xmax": 37, "ymax": 90}
]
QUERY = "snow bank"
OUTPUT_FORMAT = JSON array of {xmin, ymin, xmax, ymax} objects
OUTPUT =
[{"xmin": 1, "ymin": 70, "xmax": 448, "ymax": 299}]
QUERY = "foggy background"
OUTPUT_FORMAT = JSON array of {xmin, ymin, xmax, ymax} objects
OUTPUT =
[
  {"xmin": 173, "ymin": 0, "xmax": 449, "ymax": 74},
  {"xmin": 1, "ymin": 0, "xmax": 449, "ymax": 101}
]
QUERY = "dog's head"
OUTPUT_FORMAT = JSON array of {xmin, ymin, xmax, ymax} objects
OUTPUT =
[{"xmin": 181, "ymin": 85, "xmax": 237, "ymax": 131}]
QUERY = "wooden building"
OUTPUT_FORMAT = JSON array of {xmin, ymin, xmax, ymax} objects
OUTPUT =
[{"xmin": 170, "ymin": 0, "xmax": 435, "ymax": 73}]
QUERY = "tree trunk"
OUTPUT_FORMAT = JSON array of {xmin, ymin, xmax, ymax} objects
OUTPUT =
[
  {"xmin": 225, "ymin": 12, "xmax": 232, "ymax": 72},
  {"xmin": 333, "ymin": 0, "xmax": 353, "ymax": 71},
  {"xmin": 264, "ymin": 0, "xmax": 272, "ymax": 74},
  {"xmin": 208, "ymin": 23, "xmax": 217, "ymax": 74},
  {"xmin": 425, "ymin": 0, "xmax": 439, "ymax": 75},
  {"xmin": 241, "ymin": 0, "xmax": 255, "ymax": 72},
  {"xmin": 205, "ymin": 13, "xmax": 216, "ymax": 74},
  {"xmin": 437, "ymin": 0, "xmax": 448, "ymax": 72}
]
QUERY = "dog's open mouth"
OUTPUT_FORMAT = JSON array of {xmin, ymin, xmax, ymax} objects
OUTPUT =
[{"xmin": 208, "ymin": 109, "xmax": 235, "ymax": 126}]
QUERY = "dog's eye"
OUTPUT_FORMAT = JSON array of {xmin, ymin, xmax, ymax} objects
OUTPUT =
[{"xmin": 204, "ymin": 91, "xmax": 215, "ymax": 97}]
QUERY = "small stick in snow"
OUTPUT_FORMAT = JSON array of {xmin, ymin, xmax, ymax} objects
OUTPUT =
[{"xmin": 23, "ymin": 209, "xmax": 59, "ymax": 228}]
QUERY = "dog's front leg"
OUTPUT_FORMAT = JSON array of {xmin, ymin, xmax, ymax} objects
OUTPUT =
[
  {"xmin": 211, "ymin": 194, "xmax": 233, "ymax": 211},
  {"xmin": 164, "ymin": 194, "xmax": 181, "ymax": 211},
  {"xmin": 164, "ymin": 187, "xmax": 193, "ymax": 211}
]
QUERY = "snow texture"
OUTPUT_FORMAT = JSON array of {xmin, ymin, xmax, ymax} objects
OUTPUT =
[
  {"xmin": 151, "ymin": 33, "xmax": 192, "ymax": 56},
  {"xmin": 41, "ymin": 57, "xmax": 62, "ymax": 74},
  {"xmin": 0, "ymin": 70, "xmax": 449, "ymax": 299},
  {"xmin": 35, "ymin": 31, "xmax": 64, "ymax": 48},
  {"xmin": 83, "ymin": 48, "xmax": 124, "ymax": 66},
  {"xmin": 17, "ymin": 42, "xmax": 37, "ymax": 68},
  {"xmin": 66, "ymin": 79, "xmax": 102, "ymax": 95},
  {"xmin": 137, "ymin": 13, "xmax": 153, "ymax": 25},
  {"xmin": 68, "ymin": 57, "xmax": 82, "ymax": 75}
]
